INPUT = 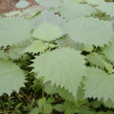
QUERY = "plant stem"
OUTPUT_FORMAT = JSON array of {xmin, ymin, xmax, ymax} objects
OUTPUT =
[{"xmin": 42, "ymin": 84, "xmax": 44, "ymax": 114}]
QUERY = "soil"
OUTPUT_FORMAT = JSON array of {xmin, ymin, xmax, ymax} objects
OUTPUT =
[{"xmin": 0, "ymin": 0, "xmax": 37, "ymax": 14}]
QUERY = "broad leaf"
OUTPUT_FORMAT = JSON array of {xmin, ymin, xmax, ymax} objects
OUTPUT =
[
  {"xmin": 21, "ymin": 41, "xmax": 47, "ymax": 54},
  {"xmin": 31, "ymin": 47, "xmax": 86, "ymax": 98},
  {"xmin": 96, "ymin": 3, "xmax": 114, "ymax": 17},
  {"xmin": 32, "ymin": 21, "xmax": 62, "ymax": 41},
  {"xmin": 35, "ymin": 0, "xmax": 63, "ymax": 7},
  {"xmin": 86, "ymin": 53, "xmax": 106, "ymax": 69},
  {"xmin": 102, "ymin": 41, "xmax": 114, "ymax": 63},
  {"xmin": 56, "ymin": 35, "xmax": 84, "ymax": 50},
  {"xmin": 0, "ymin": 17, "xmax": 31, "ymax": 47},
  {"xmin": 9, "ymin": 40, "xmax": 30, "ymax": 59},
  {"xmin": 16, "ymin": 0, "xmax": 29, "ymax": 8},
  {"xmin": 53, "ymin": 104, "xmax": 65, "ymax": 112},
  {"xmin": 102, "ymin": 99, "xmax": 114, "ymax": 108},
  {"xmin": 0, "ymin": 59, "xmax": 26, "ymax": 96},
  {"xmin": 0, "ymin": 50, "xmax": 9, "ymax": 60},
  {"xmin": 65, "ymin": 17, "xmax": 113, "ymax": 46},
  {"xmin": 60, "ymin": 3, "xmax": 96, "ymax": 21},
  {"xmin": 86, "ymin": 0, "xmax": 105, "ymax": 5},
  {"xmin": 84, "ymin": 67, "xmax": 114, "ymax": 102},
  {"xmin": 31, "ymin": 11, "xmax": 66, "ymax": 35}
]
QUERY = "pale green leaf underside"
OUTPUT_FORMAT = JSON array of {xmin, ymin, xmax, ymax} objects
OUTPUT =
[
  {"xmin": 86, "ymin": 0, "xmax": 105, "ymax": 5},
  {"xmin": 96, "ymin": 3, "xmax": 114, "ymax": 17},
  {"xmin": 84, "ymin": 67, "xmax": 114, "ymax": 102},
  {"xmin": 0, "ymin": 17, "xmax": 31, "ymax": 47},
  {"xmin": 31, "ymin": 47, "xmax": 86, "ymax": 98},
  {"xmin": 65, "ymin": 17, "xmax": 113, "ymax": 46},
  {"xmin": 16, "ymin": 1, "xmax": 29, "ymax": 8},
  {"xmin": 31, "ymin": 11, "xmax": 66, "ymax": 35},
  {"xmin": 60, "ymin": 3, "xmax": 96, "ymax": 21},
  {"xmin": 0, "ymin": 59, "xmax": 26, "ymax": 96},
  {"xmin": 22, "ymin": 41, "xmax": 47, "ymax": 54},
  {"xmin": 35, "ymin": 0, "xmax": 62, "ymax": 7},
  {"xmin": 56, "ymin": 35, "xmax": 84, "ymax": 50},
  {"xmin": 86, "ymin": 53, "xmax": 106, "ymax": 69},
  {"xmin": 103, "ymin": 41, "xmax": 114, "ymax": 63},
  {"xmin": 33, "ymin": 21, "xmax": 62, "ymax": 41},
  {"xmin": 9, "ymin": 40, "xmax": 30, "ymax": 59}
]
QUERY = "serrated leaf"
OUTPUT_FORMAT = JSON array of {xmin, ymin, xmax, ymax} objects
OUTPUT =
[
  {"xmin": 21, "ymin": 41, "xmax": 47, "ymax": 54},
  {"xmin": 32, "ymin": 21, "xmax": 62, "ymax": 41},
  {"xmin": 102, "ymin": 41, "xmax": 114, "ymax": 63},
  {"xmin": 84, "ymin": 67, "xmax": 114, "ymax": 102},
  {"xmin": 9, "ymin": 40, "xmax": 30, "ymax": 59},
  {"xmin": 35, "ymin": 0, "xmax": 63, "ymax": 7},
  {"xmin": 96, "ymin": 3, "xmax": 114, "ymax": 17},
  {"xmin": 31, "ymin": 47, "xmax": 86, "ymax": 99},
  {"xmin": 44, "ymin": 81, "xmax": 76, "ymax": 102},
  {"xmin": 102, "ymin": 99, "xmax": 114, "ymax": 108},
  {"xmin": 65, "ymin": 17, "xmax": 113, "ymax": 46},
  {"xmin": 86, "ymin": 0, "xmax": 105, "ymax": 5},
  {"xmin": 60, "ymin": 3, "xmax": 96, "ymax": 21},
  {"xmin": 16, "ymin": 0, "xmax": 29, "ymax": 8},
  {"xmin": 86, "ymin": 53, "xmax": 106, "ymax": 69},
  {"xmin": 56, "ymin": 35, "xmax": 84, "ymax": 50},
  {"xmin": 53, "ymin": 104, "xmax": 65, "ymax": 112},
  {"xmin": 0, "ymin": 59, "xmax": 26, "ymax": 96},
  {"xmin": 31, "ymin": 11, "xmax": 66, "ymax": 35},
  {"xmin": 0, "ymin": 17, "xmax": 31, "ymax": 47}
]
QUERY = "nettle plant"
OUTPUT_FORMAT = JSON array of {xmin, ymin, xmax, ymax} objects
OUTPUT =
[{"xmin": 1, "ymin": 0, "xmax": 114, "ymax": 113}]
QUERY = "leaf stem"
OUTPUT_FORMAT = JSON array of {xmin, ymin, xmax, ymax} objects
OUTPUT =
[
  {"xmin": 65, "ymin": 40, "xmax": 73, "ymax": 48},
  {"xmin": 42, "ymin": 84, "xmax": 44, "ymax": 114}
]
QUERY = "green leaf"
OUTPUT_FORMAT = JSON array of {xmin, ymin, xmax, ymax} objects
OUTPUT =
[
  {"xmin": 29, "ymin": 108, "xmax": 39, "ymax": 114},
  {"xmin": 0, "ymin": 17, "xmax": 31, "ymax": 47},
  {"xmin": 56, "ymin": 35, "xmax": 84, "ymax": 50},
  {"xmin": 21, "ymin": 41, "xmax": 47, "ymax": 54},
  {"xmin": 9, "ymin": 40, "xmax": 30, "ymax": 59},
  {"xmin": 37, "ymin": 97, "xmax": 46, "ymax": 109},
  {"xmin": 82, "ymin": 44, "xmax": 94, "ymax": 52},
  {"xmin": 65, "ymin": 17, "xmax": 113, "ymax": 46},
  {"xmin": 84, "ymin": 67, "xmax": 114, "ymax": 102},
  {"xmin": 60, "ymin": 3, "xmax": 96, "ymax": 21},
  {"xmin": 31, "ymin": 11, "xmax": 66, "ymax": 35},
  {"xmin": 31, "ymin": 47, "xmax": 86, "ymax": 99},
  {"xmin": 103, "ymin": 41, "xmax": 114, "ymax": 63},
  {"xmin": 53, "ymin": 104, "xmax": 65, "ymax": 112},
  {"xmin": 86, "ymin": 0, "xmax": 105, "ymax": 5},
  {"xmin": 16, "ymin": 0, "xmax": 29, "ymax": 8},
  {"xmin": 0, "ymin": 50, "xmax": 9, "ymax": 60},
  {"xmin": 44, "ymin": 81, "xmax": 76, "ymax": 102},
  {"xmin": 102, "ymin": 99, "xmax": 114, "ymax": 108},
  {"xmin": 86, "ymin": 53, "xmax": 106, "ymax": 69},
  {"xmin": 43, "ymin": 104, "xmax": 53, "ymax": 113},
  {"xmin": 65, "ymin": 108, "xmax": 72, "ymax": 114},
  {"xmin": 0, "ymin": 59, "xmax": 26, "ymax": 96},
  {"xmin": 4, "ymin": 11, "xmax": 21, "ymax": 17},
  {"xmin": 33, "ymin": 21, "xmax": 62, "ymax": 41},
  {"xmin": 47, "ymin": 97, "xmax": 55, "ymax": 103},
  {"xmin": 96, "ymin": 3, "xmax": 114, "ymax": 17},
  {"xmin": 35, "ymin": 0, "xmax": 63, "ymax": 7}
]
